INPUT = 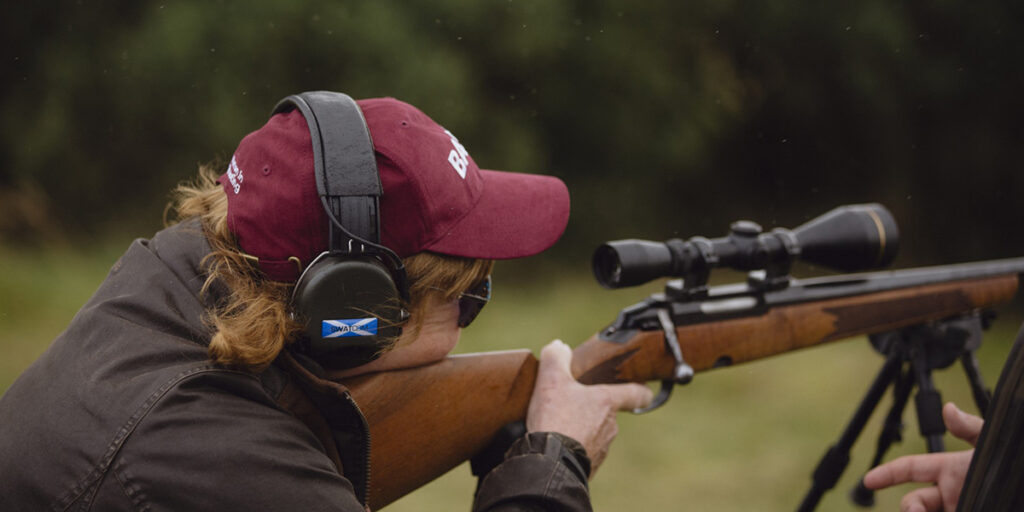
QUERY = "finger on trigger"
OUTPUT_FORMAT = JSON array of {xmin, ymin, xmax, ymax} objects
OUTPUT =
[{"xmin": 606, "ymin": 383, "xmax": 654, "ymax": 412}]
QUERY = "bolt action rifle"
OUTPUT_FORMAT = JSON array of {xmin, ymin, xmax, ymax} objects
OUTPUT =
[{"xmin": 332, "ymin": 204, "xmax": 1024, "ymax": 510}]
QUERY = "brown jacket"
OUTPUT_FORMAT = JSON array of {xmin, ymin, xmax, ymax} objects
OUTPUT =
[{"xmin": 0, "ymin": 221, "xmax": 591, "ymax": 511}]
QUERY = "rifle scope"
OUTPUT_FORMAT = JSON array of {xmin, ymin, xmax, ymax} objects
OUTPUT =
[{"xmin": 593, "ymin": 203, "xmax": 899, "ymax": 289}]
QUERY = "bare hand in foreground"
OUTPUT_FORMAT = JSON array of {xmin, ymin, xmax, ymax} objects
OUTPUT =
[
  {"xmin": 863, "ymin": 402, "xmax": 984, "ymax": 512},
  {"xmin": 526, "ymin": 339, "xmax": 654, "ymax": 474}
]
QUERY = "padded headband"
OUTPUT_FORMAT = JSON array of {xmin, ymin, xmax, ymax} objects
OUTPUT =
[
  {"xmin": 272, "ymin": 91, "xmax": 381, "ymax": 247},
  {"xmin": 274, "ymin": 91, "xmax": 409, "ymax": 302}
]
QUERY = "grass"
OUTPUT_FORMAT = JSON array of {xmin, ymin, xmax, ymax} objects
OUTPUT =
[
  {"xmin": 0, "ymin": 239, "xmax": 129, "ymax": 391},
  {"xmin": 1, "ymin": 242, "xmax": 1020, "ymax": 511}
]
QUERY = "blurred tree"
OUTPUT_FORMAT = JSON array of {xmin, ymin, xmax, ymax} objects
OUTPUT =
[{"xmin": 1, "ymin": 0, "xmax": 1022, "ymax": 265}]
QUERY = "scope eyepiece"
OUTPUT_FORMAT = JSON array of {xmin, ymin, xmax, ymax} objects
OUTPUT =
[{"xmin": 592, "ymin": 203, "xmax": 899, "ymax": 289}]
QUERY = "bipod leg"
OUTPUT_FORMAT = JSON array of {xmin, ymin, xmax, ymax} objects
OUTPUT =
[
  {"xmin": 911, "ymin": 347, "xmax": 946, "ymax": 453},
  {"xmin": 960, "ymin": 350, "xmax": 991, "ymax": 417},
  {"xmin": 796, "ymin": 350, "xmax": 904, "ymax": 512},
  {"xmin": 943, "ymin": 311, "xmax": 992, "ymax": 417},
  {"xmin": 954, "ymin": 311, "xmax": 993, "ymax": 417},
  {"xmin": 849, "ymin": 366, "xmax": 916, "ymax": 507}
]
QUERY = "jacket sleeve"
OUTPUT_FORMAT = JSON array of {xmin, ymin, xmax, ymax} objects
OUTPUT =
[{"xmin": 473, "ymin": 432, "xmax": 593, "ymax": 512}]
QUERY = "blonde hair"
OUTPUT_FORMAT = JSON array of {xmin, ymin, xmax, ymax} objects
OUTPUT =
[{"xmin": 168, "ymin": 164, "xmax": 493, "ymax": 372}]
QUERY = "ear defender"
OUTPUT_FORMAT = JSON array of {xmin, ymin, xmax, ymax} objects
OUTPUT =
[
  {"xmin": 292, "ymin": 254, "xmax": 408, "ymax": 369},
  {"xmin": 276, "ymin": 91, "xmax": 410, "ymax": 370}
]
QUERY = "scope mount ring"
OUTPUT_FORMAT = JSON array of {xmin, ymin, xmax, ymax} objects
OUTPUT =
[{"xmin": 633, "ymin": 308, "xmax": 694, "ymax": 414}]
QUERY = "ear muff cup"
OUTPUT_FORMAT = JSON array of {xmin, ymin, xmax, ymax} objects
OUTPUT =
[{"xmin": 292, "ymin": 255, "xmax": 405, "ymax": 369}]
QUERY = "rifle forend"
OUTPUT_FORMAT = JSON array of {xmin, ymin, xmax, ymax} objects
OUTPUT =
[{"xmin": 573, "ymin": 258, "xmax": 1024, "ymax": 385}]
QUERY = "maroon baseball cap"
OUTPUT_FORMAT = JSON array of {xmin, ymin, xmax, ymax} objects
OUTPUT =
[{"xmin": 219, "ymin": 97, "xmax": 570, "ymax": 282}]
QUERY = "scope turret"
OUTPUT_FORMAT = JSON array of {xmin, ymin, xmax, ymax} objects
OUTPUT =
[{"xmin": 592, "ymin": 203, "xmax": 899, "ymax": 289}]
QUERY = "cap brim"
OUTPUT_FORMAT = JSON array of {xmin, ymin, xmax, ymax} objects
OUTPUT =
[{"xmin": 422, "ymin": 170, "xmax": 570, "ymax": 260}]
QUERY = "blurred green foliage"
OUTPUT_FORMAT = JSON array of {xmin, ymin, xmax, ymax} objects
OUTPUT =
[{"xmin": 2, "ymin": 0, "xmax": 1023, "ymax": 264}]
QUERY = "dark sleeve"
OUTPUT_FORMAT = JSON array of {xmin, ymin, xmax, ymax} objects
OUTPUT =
[
  {"xmin": 473, "ymin": 432, "xmax": 593, "ymax": 512},
  {"xmin": 957, "ymin": 328, "xmax": 1024, "ymax": 511},
  {"xmin": 95, "ymin": 371, "xmax": 366, "ymax": 512}
]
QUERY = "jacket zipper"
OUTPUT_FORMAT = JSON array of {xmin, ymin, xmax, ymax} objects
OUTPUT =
[{"xmin": 344, "ymin": 392, "xmax": 372, "ymax": 507}]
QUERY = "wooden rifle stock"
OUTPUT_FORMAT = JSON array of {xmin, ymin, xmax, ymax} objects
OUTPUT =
[
  {"xmin": 342, "ymin": 350, "xmax": 539, "ymax": 509},
  {"xmin": 338, "ymin": 267, "xmax": 1022, "ymax": 509},
  {"xmin": 572, "ymin": 275, "xmax": 1018, "ymax": 384}
]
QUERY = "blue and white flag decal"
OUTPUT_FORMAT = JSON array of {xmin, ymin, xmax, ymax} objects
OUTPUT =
[{"xmin": 322, "ymin": 318, "xmax": 378, "ymax": 338}]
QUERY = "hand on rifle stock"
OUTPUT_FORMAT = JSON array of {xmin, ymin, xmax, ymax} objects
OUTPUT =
[
  {"xmin": 526, "ymin": 339, "xmax": 654, "ymax": 474},
  {"xmin": 863, "ymin": 403, "xmax": 984, "ymax": 512}
]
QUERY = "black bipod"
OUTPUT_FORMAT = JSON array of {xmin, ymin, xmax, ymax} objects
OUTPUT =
[{"xmin": 795, "ymin": 311, "xmax": 993, "ymax": 512}]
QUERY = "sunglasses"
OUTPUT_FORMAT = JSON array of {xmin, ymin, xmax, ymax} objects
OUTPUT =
[{"xmin": 456, "ymin": 276, "xmax": 491, "ymax": 328}]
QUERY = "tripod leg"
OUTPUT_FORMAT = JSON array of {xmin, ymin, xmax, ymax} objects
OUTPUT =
[
  {"xmin": 796, "ymin": 351, "xmax": 903, "ymax": 512},
  {"xmin": 850, "ymin": 367, "xmax": 916, "ymax": 507}
]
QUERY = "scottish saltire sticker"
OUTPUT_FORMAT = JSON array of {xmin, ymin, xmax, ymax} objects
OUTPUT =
[{"xmin": 322, "ymin": 318, "xmax": 378, "ymax": 338}]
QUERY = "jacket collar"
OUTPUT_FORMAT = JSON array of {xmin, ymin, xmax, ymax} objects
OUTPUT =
[{"xmin": 146, "ymin": 219, "xmax": 223, "ymax": 310}]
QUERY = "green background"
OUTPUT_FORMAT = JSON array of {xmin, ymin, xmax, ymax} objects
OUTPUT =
[{"xmin": 3, "ymin": 1, "xmax": 1023, "ymax": 510}]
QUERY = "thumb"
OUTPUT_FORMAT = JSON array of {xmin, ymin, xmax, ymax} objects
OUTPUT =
[
  {"xmin": 537, "ymin": 339, "xmax": 573, "ymax": 383},
  {"xmin": 944, "ymin": 402, "xmax": 984, "ymax": 446},
  {"xmin": 599, "ymin": 382, "xmax": 655, "ymax": 412}
]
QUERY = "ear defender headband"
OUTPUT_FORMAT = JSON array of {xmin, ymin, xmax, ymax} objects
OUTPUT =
[{"xmin": 274, "ymin": 91, "xmax": 411, "ymax": 370}]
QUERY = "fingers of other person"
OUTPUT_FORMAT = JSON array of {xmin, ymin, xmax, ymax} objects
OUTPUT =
[
  {"xmin": 899, "ymin": 486, "xmax": 943, "ymax": 512},
  {"xmin": 864, "ymin": 453, "xmax": 944, "ymax": 490},
  {"xmin": 943, "ymin": 402, "xmax": 984, "ymax": 446},
  {"xmin": 864, "ymin": 450, "xmax": 974, "ymax": 512},
  {"xmin": 865, "ymin": 403, "xmax": 982, "ymax": 493}
]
